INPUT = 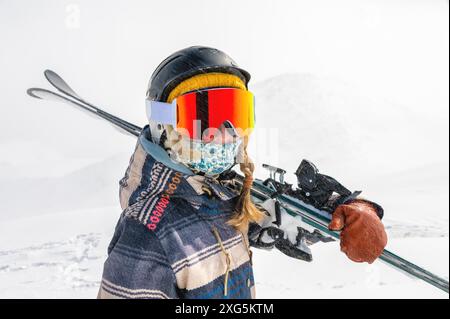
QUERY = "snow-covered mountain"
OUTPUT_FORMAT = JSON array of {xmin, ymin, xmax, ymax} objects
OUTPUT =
[
  {"xmin": 251, "ymin": 73, "xmax": 440, "ymax": 176},
  {"xmin": 0, "ymin": 151, "xmax": 129, "ymax": 220}
]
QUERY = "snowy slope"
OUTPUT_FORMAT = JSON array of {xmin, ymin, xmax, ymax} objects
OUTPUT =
[
  {"xmin": 0, "ymin": 207, "xmax": 116, "ymax": 299},
  {"xmin": 0, "ymin": 150, "xmax": 130, "ymax": 220},
  {"xmin": 0, "ymin": 206, "xmax": 447, "ymax": 299}
]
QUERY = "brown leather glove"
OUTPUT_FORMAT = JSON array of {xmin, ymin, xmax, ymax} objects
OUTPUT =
[{"xmin": 328, "ymin": 199, "xmax": 388, "ymax": 264}]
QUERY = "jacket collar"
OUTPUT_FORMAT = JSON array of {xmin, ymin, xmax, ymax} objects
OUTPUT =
[{"xmin": 139, "ymin": 125, "xmax": 240, "ymax": 199}]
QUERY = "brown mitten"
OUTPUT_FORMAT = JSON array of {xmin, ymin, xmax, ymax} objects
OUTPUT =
[{"xmin": 328, "ymin": 200, "xmax": 388, "ymax": 264}]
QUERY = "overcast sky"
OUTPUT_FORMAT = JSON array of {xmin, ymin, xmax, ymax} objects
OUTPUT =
[{"xmin": 0, "ymin": 0, "xmax": 448, "ymax": 159}]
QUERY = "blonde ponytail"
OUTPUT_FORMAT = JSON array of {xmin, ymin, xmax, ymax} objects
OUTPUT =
[{"xmin": 226, "ymin": 135, "xmax": 265, "ymax": 233}]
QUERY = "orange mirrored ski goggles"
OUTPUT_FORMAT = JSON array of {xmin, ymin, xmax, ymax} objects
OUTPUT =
[{"xmin": 146, "ymin": 87, "xmax": 255, "ymax": 140}]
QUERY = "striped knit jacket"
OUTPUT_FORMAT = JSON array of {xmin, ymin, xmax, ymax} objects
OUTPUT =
[{"xmin": 98, "ymin": 126, "xmax": 263, "ymax": 299}]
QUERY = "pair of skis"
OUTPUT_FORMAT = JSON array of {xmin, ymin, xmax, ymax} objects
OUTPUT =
[
  {"xmin": 27, "ymin": 70, "xmax": 449, "ymax": 294},
  {"xmin": 27, "ymin": 71, "xmax": 142, "ymax": 137}
]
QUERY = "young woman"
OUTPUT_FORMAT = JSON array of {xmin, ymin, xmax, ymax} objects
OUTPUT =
[{"xmin": 97, "ymin": 46, "xmax": 387, "ymax": 299}]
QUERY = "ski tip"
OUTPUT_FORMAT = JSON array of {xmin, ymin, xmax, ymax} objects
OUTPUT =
[
  {"xmin": 26, "ymin": 88, "xmax": 43, "ymax": 99},
  {"xmin": 44, "ymin": 69, "xmax": 57, "ymax": 79}
]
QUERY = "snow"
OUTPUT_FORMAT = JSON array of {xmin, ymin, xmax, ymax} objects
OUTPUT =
[
  {"xmin": 0, "ymin": 206, "xmax": 447, "ymax": 299},
  {"xmin": 253, "ymin": 237, "xmax": 449, "ymax": 299},
  {"xmin": 0, "ymin": 207, "xmax": 116, "ymax": 298},
  {"xmin": 0, "ymin": 0, "xmax": 448, "ymax": 299}
]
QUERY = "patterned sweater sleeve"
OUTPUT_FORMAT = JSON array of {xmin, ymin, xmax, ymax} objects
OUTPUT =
[{"xmin": 97, "ymin": 215, "xmax": 179, "ymax": 299}]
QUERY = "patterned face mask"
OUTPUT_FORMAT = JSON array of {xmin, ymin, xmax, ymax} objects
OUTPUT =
[{"xmin": 173, "ymin": 138, "xmax": 242, "ymax": 176}]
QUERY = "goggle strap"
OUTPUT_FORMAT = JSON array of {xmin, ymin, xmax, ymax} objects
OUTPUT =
[{"xmin": 145, "ymin": 99, "xmax": 177, "ymax": 126}]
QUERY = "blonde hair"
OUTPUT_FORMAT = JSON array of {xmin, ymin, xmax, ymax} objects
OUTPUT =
[{"xmin": 166, "ymin": 72, "xmax": 265, "ymax": 232}]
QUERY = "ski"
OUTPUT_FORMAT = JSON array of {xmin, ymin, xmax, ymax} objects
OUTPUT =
[
  {"xmin": 27, "ymin": 70, "xmax": 449, "ymax": 294},
  {"xmin": 43, "ymin": 69, "xmax": 142, "ymax": 133},
  {"xmin": 27, "ymin": 87, "xmax": 141, "ymax": 137},
  {"xmin": 233, "ymin": 174, "xmax": 450, "ymax": 293}
]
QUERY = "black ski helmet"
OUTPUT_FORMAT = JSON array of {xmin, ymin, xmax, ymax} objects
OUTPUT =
[{"xmin": 147, "ymin": 46, "xmax": 251, "ymax": 102}]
